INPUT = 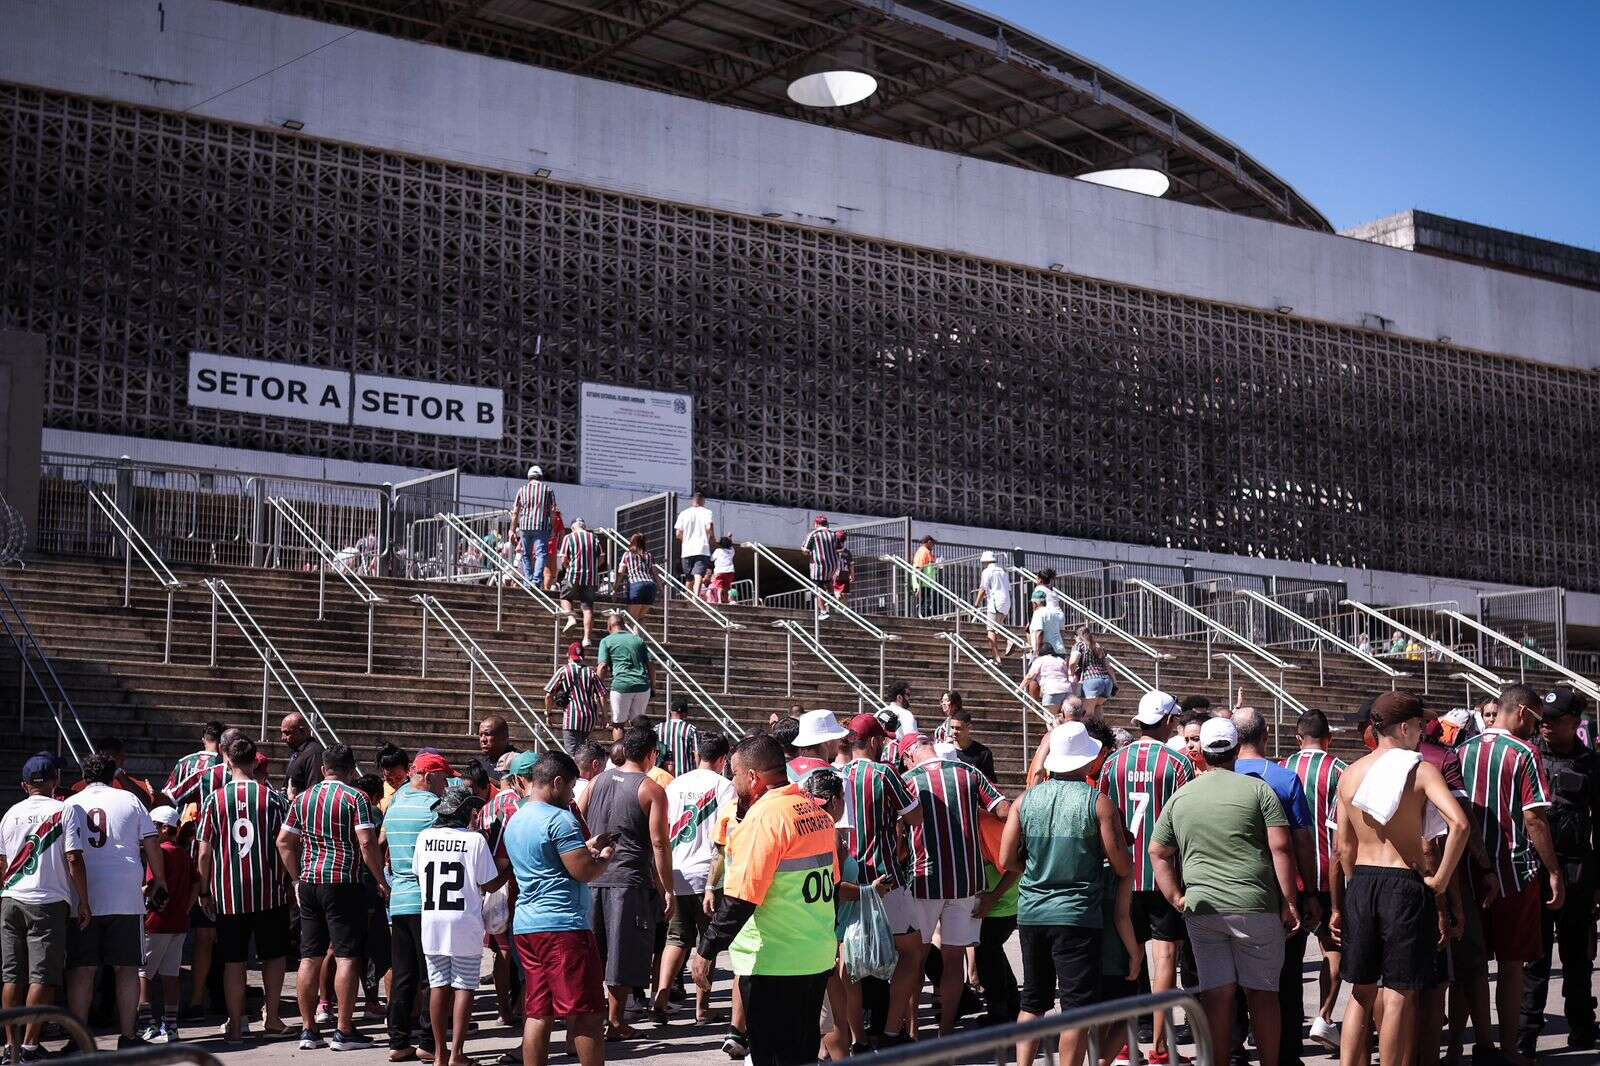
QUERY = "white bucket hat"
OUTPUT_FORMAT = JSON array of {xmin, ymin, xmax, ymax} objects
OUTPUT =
[
  {"xmin": 794, "ymin": 709, "xmax": 851, "ymax": 748},
  {"xmin": 980, "ymin": 550, "xmax": 997, "ymax": 564},
  {"xmin": 1043, "ymin": 722, "xmax": 1102, "ymax": 774}
]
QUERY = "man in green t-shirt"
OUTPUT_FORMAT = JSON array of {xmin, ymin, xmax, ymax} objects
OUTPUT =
[
  {"xmin": 1150, "ymin": 717, "xmax": 1299, "ymax": 1066},
  {"xmin": 596, "ymin": 612, "xmax": 654, "ymax": 741}
]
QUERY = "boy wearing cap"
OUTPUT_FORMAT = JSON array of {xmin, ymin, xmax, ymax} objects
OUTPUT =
[
  {"xmin": 138, "ymin": 806, "xmax": 197, "ymax": 1044},
  {"xmin": 1, "ymin": 753, "xmax": 89, "ymax": 1064}
]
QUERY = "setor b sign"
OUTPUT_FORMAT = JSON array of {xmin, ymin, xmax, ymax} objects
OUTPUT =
[{"xmin": 187, "ymin": 352, "xmax": 503, "ymax": 440}]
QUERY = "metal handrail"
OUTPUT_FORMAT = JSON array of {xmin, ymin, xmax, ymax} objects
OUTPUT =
[
  {"xmin": 614, "ymin": 610, "xmax": 746, "ymax": 738},
  {"xmin": 1238, "ymin": 588, "xmax": 1403, "ymax": 686},
  {"xmin": 0, "ymin": 1005, "xmax": 95, "ymax": 1054},
  {"xmin": 885, "ymin": 555, "xmax": 1025, "ymax": 653},
  {"xmin": 773, "ymin": 619, "xmax": 881, "ymax": 713},
  {"xmin": 1013, "ymin": 566, "xmax": 1170, "ymax": 686},
  {"xmin": 1106, "ymin": 653, "xmax": 1155, "ymax": 695},
  {"xmin": 597, "ymin": 526, "xmax": 743, "ymax": 634},
  {"xmin": 438, "ymin": 511, "xmax": 564, "ymax": 622},
  {"xmin": 411, "ymin": 594, "xmax": 561, "ymax": 750},
  {"xmin": 267, "ymin": 496, "xmax": 381, "ymax": 673},
  {"xmin": 1215, "ymin": 651, "xmax": 1307, "ymax": 758},
  {"xmin": 744, "ymin": 541, "xmax": 894, "ymax": 643},
  {"xmin": 938, "ymin": 631, "xmax": 1052, "ymax": 726},
  {"xmin": 49, "ymin": 1045, "xmax": 224, "ymax": 1066},
  {"xmin": 203, "ymin": 578, "xmax": 338, "ymax": 746},
  {"xmin": 841, "ymin": 989, "xmax": 1213, "ymax": 1066},
  {"xmin": 0, "ymin": 580, "xmax": 93, "ymax": 765},
  {"xmin": 1342, "ymin": 599, "xmax": 1504, "ymax": 690},
  {"xmin": 1437, "ymin": 608, "xmax": 1600, "ymax": 703},
  {"xmin": 86, "ymin": 488, "xmax": 181, "ymax": 663},
  {"xmin": 1451, "ymin": 671, "xmax": 1502, "ymax": 702},
  {"xmin": 1128, "ymin": 578, "xmax": 1290, "ymax": 672}
]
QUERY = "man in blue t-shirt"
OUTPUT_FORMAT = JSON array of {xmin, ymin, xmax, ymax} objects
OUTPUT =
[
  {"xmin": 378, "ymin": 752, "xmax": 450, "ymax": 1058},
  {"xmin": 1232, "ymin": 707, "xmax": 1316, "ymax": 1066},
  {"xmin": 503, "ymin": 751, "xmax": 616, "ymax": 1061}
]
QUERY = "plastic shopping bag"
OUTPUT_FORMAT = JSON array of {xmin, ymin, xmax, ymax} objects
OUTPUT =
[
  {"xmin": 483, "ymin": 883, "xmax": 511, "ymax": 936},
  {"xmin": 841, "ymin": 884, "xmax": 898, "ymax": 983}
]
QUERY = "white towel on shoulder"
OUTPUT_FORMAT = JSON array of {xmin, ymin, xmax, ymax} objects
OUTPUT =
[{"xmin": 1352, "ymin": 748, "xmax": 1421, "ymax": 825}]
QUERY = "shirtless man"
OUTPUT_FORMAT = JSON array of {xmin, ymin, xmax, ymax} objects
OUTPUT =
[{"xmin": 1332, "ymin": 691, "xmax": 1469, "ymax": 1066}]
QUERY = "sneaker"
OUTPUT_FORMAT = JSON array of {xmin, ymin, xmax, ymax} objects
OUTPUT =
[
  {"xmin": 563, "ymin": 616, "xmax": 577, "ymax": 633},
  {"xmin": 581, "ymin": 637, "xmax": 592, "ymax": 649},
  {"xmin": 1309, "ymin": 1016, "xmax": 1340, "ymax": 1051},
  {"xmin": 721, "ymin": 1030, "xmax": 749, "ymax": 1060},
  {"xmin": 17, "ymin": 1048, "xmax": 48, "ymax": 1064},
  {"xmin": 315, "ymin": 1001, "xmax": 334, "ymax": 1026},
  {"xmin": 330, "ymin": 1030, "xmax": 375, "ymax": 1052},
  {"xmin": 817, "ymin": 611, "xmax": 830, "ymax": 621},
  {"xmin": 116, "ymin": 1036, "xmax": 150, "ymax": 1051},
  {"xmin": 163, "ymin": 1023, "xmax": 180, "ymax": 1044},
  {"xmin": 299, "ymin": 1030, "xmax": 325, "ymax": 1050},
  {"xmin": 139, "ymin": 1025, "xmax": 163, "ymax": 1043}
]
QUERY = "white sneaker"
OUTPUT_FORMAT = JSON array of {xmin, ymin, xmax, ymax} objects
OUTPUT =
[
  {"xmin": 562, "ymin": 616, "xmax": 577, "ymax": 632},
  {"xmin": 1308, "ymin": 1015, "xmax": 1340, "ymax": 1050}
]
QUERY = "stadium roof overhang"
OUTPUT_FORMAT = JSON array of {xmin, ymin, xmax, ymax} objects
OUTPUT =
[{"xmin": 238, "ymin": 0, "xmax": 1331, "ymax": 231}]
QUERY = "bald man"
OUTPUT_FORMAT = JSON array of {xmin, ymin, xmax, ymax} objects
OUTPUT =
[{"xmin": 280, "ymin": 713, "xmax": 324, "ymax": 800}]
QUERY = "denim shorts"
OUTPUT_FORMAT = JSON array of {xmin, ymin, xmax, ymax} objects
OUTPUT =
[
  {"xmin": 1082, "ymin": 676, "xmax": 1114, "ymax": 699},
  {"xmin": 626, "ymin": 580, "xmax": 657, "ymax": 605}
]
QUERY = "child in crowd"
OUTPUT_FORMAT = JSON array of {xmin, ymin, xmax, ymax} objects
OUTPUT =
[
  {"xmin": 831, "ymin": 531, "xmax": 853, "ymax": 607},
  {"xmin": 707, "ymin": 535, "xmax": 737, "ymax": 603},
  {"xmin": 139, "ymin": 806, "xmax": 197, "ymax": 1044}
]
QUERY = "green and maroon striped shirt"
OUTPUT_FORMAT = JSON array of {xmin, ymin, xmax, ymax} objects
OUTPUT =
[
  {"xmin": 165, "ymin": 751, "xmax": 217, "ymax": 799},
  {"xmin": 198, "ymin": 779, "xmax": 290, "ymax": 914},
  {"xmin": 1460, "ymin": 729, "xmax": 1552, "ymax": 896},
  {"xmin": 658, "ymin": 718, "xmax": 700, "ymax": 776},
  {"xmin": 1098, "ymin": 739, "xmax": 1194, "ymax": 891},
  {"xmin": 841, "ymin": 757, "xmax": 918, "ymax": 889},
  {"xmin": 904, "ymin": 757, "xmax": 1006, "ymax": 900},
  {"xmin": 1282, "ymin": 749, "xmax": 1346, "ymax": 893},
  {"xmin": 282, "ymin": 780, "xmax": 376, "ymax": 884}
]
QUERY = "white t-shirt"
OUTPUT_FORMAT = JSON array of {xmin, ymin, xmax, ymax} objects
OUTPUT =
[
  {"xmin": 665, "ymin": 768, "xmax": 737, "ymax": 895},
  {"xmin": 979, "ymin": 563, "xmax": 1011, "ymax": 614},
  {"xmin": 414, "ymin": 826, "xmax": 500, "ymax": 957},
  {"xmin": 0, "ymin": 795, "xmax": 86, "ymax": 906},
  {"xmin": 1024, "ymin": 655, "xmax": 1073, "ymax": 697},
  {"xmin": 1029, "ymin": 605, "xmax": 1066, "ymax": 654},
  {"xmin": 572, "ymin": 777, "xmax": 592, "ymax": 807},
  {"xmin": 63, "ymin": 783, "xmax": 155, "ymax": 915},
  {"xmin": 711, "ymin": 547, "xmax": 736, "ymax": 575},
  {"xmin": 674, "ymin": 506, "xmax": 716, "ymax": 558}
]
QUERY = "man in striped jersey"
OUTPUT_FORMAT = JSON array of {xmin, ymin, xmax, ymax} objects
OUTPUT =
[
  {"xmin": 162, "ymin": 720, "xmax": 224, "ymax": 817},
  {"xmin": 556, "ymin": 517, "xmax": 603, "ymax": 647},
  {"xmin": 196, "ymin": 734, "xmax": 292, "ymax": 1043},
  {"xmin": 1098, "ymin": 690, "xmax": 1193, "ymax": 1066},
  {"xmin": 899, "ymin": 734, "xmax": 1009, "ymax": 1040},
  {"xmin": 1458, "ymin": 685, "xmax": 1563, "ymax": 1062},
  {"xmin": 159, "ymin": 720, "xmax": 230, "ymax": 1020},
  {"xmin": 839, "ymin": 714, "xmax": 923, "ymax": 1046},
  {"xmin": 510, "ymin": 464, "xmax": 556, "ymax": 587},
  {"xmin": 1283, "ymin": 710, "xmax": 1346, "ymax": 1052},
  {"xmin": 657, "ymin": 697, "xmax": 700, "ymax": 777},
  {"xmin": 544, "ymin": 643, "xmax": 608, "ymax": 756},
  {"xmin": 803, "ymin": 516, "xmax": 840, "ymax": 620},
  {"xmin": 275, "ymin": 743, "xmax": 388, "ymax": 1052}
]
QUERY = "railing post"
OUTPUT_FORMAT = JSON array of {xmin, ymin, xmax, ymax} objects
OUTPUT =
[
  {"xmin": 722, "ymin": 628, "xmax": 731, "ymax": 695},
  {"xmin": 754, "ymin": 554, "xmax": 761, "ymax": 605},
  {"xmin": 209, "ymin": 591, "xmax": 217, "ymax": 667},
  {"xmin": 786, "ymin": 628, "xmax": 793, "ymax": 698},
  {"xmin": 123, "ymin": 537, "xmax": 132, "ymax": 608},
  {"xmin": 366, "ymin": 602, "xmax": 375, "ymax": 675},
  {"xmin": 879, "ymin": 640, "xmax": 886, "ymax": 692},
  {"xmin": 662, "ymin": 581, "xmax": 670, "ymax": 644},
  {"xmin": 1205, "ymin": 630, "xmax": 1213, "ymax": 679},
  {"xmin": 1423, "ymin": 654, "xmax": 1429, "ymax": 694},
  {"xmin": 260, "ymin": 660, "xmax": 270, "ymax": 741},
  {"xmin": 467, "ymin": 663, "xmax": 476, "ymax": 735},
  {"xmin": 163, "ymin": 588, "xmax": 173, "ymax": 665},
  {"xmin": 420, "ymin": 606, "xmax": 428, "ymax": 678},
  {"xmin": 947, "ymin": 639, "xmax": 955, "ymax": 689},
  {"xmin": 317, "ymin": 565, "xmax": 326, "ymax": 622},
  {"xmin": 496, "ymin": 578, "xmax": 504, "ymax": 631},
  {"xmin": 1226, "ymin": 660, "xmax": 1234, "ymax": 705},
  {"xmin": 1317, "ymin": 641, "xmax": 1324, "ymax": 687}
]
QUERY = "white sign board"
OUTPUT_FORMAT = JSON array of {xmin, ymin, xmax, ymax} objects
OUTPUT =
[
  {"xmin": 187, "ymin": 352, "xmax": 504, "ymax": 441},
  {"xmin": 579, "ymin": 381, "xmax": 693, "ymax": 493},
  {"xmin": 187, "ymin": 351, "xmax": 350, "ymax": 425},
  {"xmin": 353, "ymin": 373, "xmax": 503, "ymax": 440}
]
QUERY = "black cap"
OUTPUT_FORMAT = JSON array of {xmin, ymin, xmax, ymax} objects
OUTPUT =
[
  {"xmin": 1355, "ymin": 697, "xmax": 1375, "ymax": 729},
  {"xmin": 1540, "ymin": 689, "xmax": 1589, "ymax": 721},
  {"xmin": 431, "ymin": 785, "xmax": 486, "ymax": 825}
]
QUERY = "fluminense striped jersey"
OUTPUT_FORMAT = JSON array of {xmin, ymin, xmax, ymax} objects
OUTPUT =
[
  {"xmin": 658, "ymin": 718, "xmax": 700, "ymax": 775},
  {"xmin": 904, "ymin": 758, "xmax": 1006, "ymax": 899},
  {"xmin": 281, "ymin": 780, "xmax": 377, "ymax": 884},
  {"xmin": 1282, "ymin": 748, "xmax": 1346, "ymax": 893},
  {"xmin": 197, "ymin": 779, "xmax": 290, "ymax": 914},
  {"xmin": 1460, "ymin": 729, "xmax": 1553, "ymax": 896},
  {"xmin": 559, "ymin": 528, "xmax": 601, "ymax": 586},
  {"xmin": 1098, "ymin": 739, "xmax": 1194, "ymax": 891},
  {"xmin": 545, "ymin": 662, "xmax": 607, "ymax": 733},
  {"xmin": 842, "ymin": 758, "xmax": 918, "ymax": 889},
  {"xmin": 166, "ymin": 761, "xmax": 229, "ymax": 812},
  {"xmin": 513, "ymin": 479, "xmax": 553, "ymax": 531},
  {"xmin": 620, "ymin": 550, "xmax": 656, "ymax": 585},
  {"xmin": 165, "ymin": 751, "xmax": 218, "ymax": 803},
  {"xmin": 804, "ymin": 527, "xmax": 841, "ymax": 581}
]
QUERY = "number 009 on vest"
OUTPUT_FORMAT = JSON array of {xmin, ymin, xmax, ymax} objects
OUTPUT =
[{"xmin": 725, "ymin": 785, "xmax": 841, "ymax": 977}]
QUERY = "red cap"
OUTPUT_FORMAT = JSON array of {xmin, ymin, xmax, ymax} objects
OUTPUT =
[
  {"xmin": 413, "ymin": 752, "xmax": 453, "ymax": 776},
  {"xmin": 847, "ymin": 713, "xmax": 886, "ymax": 742},
  {"xmin": 898, "ymin": 732, "xmax": 929, "ymax": 752},
  {"xmin": 814, "ymin": 515, "xmax": 828, "ymax": 525},
  {"xmin": 567, "ymin": 642, "xmax": 584, "ymax": 661}
]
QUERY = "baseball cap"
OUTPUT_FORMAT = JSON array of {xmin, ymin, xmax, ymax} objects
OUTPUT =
[
  {"xmin": 432, "ymin": 785, "xmax": 486, "ymax": 823},
  {"xmin": 508, "ymin": 750, "xmax": 541, "ymax": 777},
  {"xmin": 567, "ymin": 641, "xmax": 584, "ymax": 661},
  {"xmin": 22, "ymin": 752, "xmax": 62, "ymax": 784},
  {"xmin": 814, "ymin": 515, "xmax": 828, "ymax": 526},
  {"xmin": 1030, "ymin": 589, "xmax": 1048, "ymax": 604},
  {"xmin": 794, "ymin": 709, "xmax": 850, "ymax": 748},
  {"xmin": 1371, "ymin": 691, "xmax": 1425, "ymax": 731},
  {"xmin": 847, "ymin": 713, "xmax": 886, "ymax": 742},
  {"xmin": 1199, "ymin": 717, "xmax": 1240, "ymax": 755},
  {"xmin": 1542, "ymin": 688, "xmax": 1589, "ymax": 720},
  {"xmin": 527, "ymin": 465, "xmax": 543, "ymax": 478},
  {"xmin": 1133, "ymin": 690, "xmax": 1180, "ymax": 726},
  {"xmin": 1043, "ymin": 722, "xmax": 1102, "ymax": 774},
  {"xmin": 149, "ymin": 805, "xmax": 180, "ymax": 829},
  {"xmin": 413, "ymin": 752, "xmax": 453, "ymax": 776}
]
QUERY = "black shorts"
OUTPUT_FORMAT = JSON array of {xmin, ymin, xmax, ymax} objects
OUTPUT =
[
  {"xmin": 1131, "ymin": 890, "xmax": 1186, "ymax": 944},
  {"xmin": 66, "ymin": 914, "xmax": 143, "ymax": 969},
  {"xmin": 216, "ymin": 906, "xmax": 293, "ymax": 964},
  {"xmin": 1341, "ymin": 866, "xmax": 1442, "ymax": 990},
  {"xmin": 666, "ymin": 893, "xmax": 708, "ymax": 949},
  {"xmin": 559, "ymin": 583, "xmax": 596, "ymax": 607},
  {"xmin": 681, "ymin": 556, "xmax": 711, "ymax": 579},
  {"xmin": 189, "ymin": 902, "xmax": 216, "ymax": 930},
  {"xmin": 299, "ymin": 882, "xmax": 370, "ymax": 960},
  {"xmin": 1018, "ymin": 924, "xmax": 1101, "ymax": 1015}
]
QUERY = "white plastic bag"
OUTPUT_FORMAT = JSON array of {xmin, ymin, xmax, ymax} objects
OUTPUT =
[
  {"xmin": 483, "ymin": 883, "xmax": 510, "ymax": 936},
  {"xmin": 841, "ymin": 884, "xmax": 897, "ymax": 983}
]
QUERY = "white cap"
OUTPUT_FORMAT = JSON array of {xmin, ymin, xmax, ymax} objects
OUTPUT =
[
  {"xmin": 149, "ymin": 805, "xmax": 180, "ymax": 828},
  {"xmin": 794, "ymin": 709, "xmax": 851, "ymax": 748},
  {"xmin": 527, "ymin": 465, "xmax": 543, "ymax": 478},
  {"xmin": 1134, "ymin": 689, "xmax": 1181, "ymax": 726},
  {"xmin": 980, "ymin": 550, "xmax": 997, "ymax": 563},
  {"xmin": 1199, "ymin": 717, "xmax": 1240, "ymax": 755},
  {"xmin": 1043, "ymin": 722, "xmax": 1102, "ymax": 774}
]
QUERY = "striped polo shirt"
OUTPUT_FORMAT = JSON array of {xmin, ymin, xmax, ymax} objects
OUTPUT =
[
  {"xmin": 1282, "ymin": 748, "xmax": 1346, "ymax": 893},
  {"xmin": 382, "ymin": 784, "xmax": 438, "ymax": 917},
  {"xmin": 559, "ymin": 528, "xmax": 601, "ymax": 586}
]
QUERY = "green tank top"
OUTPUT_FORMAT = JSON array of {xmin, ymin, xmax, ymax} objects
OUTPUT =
[{"xmin": 1017, "ymin": 779, "xmax": 1104, "ymax": 928}]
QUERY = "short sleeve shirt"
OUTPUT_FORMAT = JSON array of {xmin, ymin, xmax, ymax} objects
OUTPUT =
[
  {"xmin": 979, "ymin": 564, "xmax": 1011, "ymax": 614},
  {"xmin": 414, "ymin": 826, "xmax": 500, "ymax": 956},
  {"xmin": 197, "ymin": 778, "xmax": 290, "ymax": 915},
  {"xmin": 1150, "ymin": 769, "xmax": 1288, "ymax": 915},
  {"xmin": 506, "ymin": 801, "xmax": 591, "ymax": 934},
  {"xmin": 1, "ymin": 795, "xmax": 86, "ymax": 905},
  {"xmin": 64, "ymin": 783, "xmax": 156, "ymax": 915},
  {"xmin": 841, "ymin": 758, "xmax": 918, "ymax": 888},
  {"xmin": 383, "ymin": 784, "xmax": 439, "ymax": 917},
  {"xmin": 598, "ymin": 632, "xmax": 651, "ymax": 693},
  {"xmin": 903, "ymin": 758, "xmax": 1006, "ymax": 900},
  {"xmin": 1099, "ymin": 739, "xmax": 1195, "ymax": 892},
  {"xmin": 282, "ymin": 780, "xmax": 376, "ymax": 884},
  {"xmin": 725, "ymin": 785, "xmax": 840, "ymax": 977},
  {"xmin": 1236, "ymin": 759, "xmax": 1313, "ymax": 830},
  {"xmin": 1460, "ymin": 729, "xmax": 1553, "ymax": 895},
  {"xmin": 674, "ymin": 507, "xmax": 715, "ymax": 558},
  {"xmin": 666, "ymin": 768, "xmax": 737, "ymax": 895},
  {"xmin": 1029, "ymin": 606, "xmax": 1066, "ymax": 654}
]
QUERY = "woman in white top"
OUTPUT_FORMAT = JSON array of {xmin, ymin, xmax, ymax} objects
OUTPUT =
[{"xmin": 1023, "ymin": 645, "xmax": 1074, "ymax": 712}]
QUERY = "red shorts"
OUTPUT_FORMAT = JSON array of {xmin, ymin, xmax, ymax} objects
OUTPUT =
[
  {"xmin": 832, "ymin": 580, "xmax": 850, "ymax": 596},
  {"xmin": 710, "ymin": 573, "xmax": 734, "ymax": 591},
  {"xmin": 515, "ymin": 930, "xmax": 606, "ymax": 1019},
  {"xmin": 1483, "ymin": 880, "xmax": 1544, "ymax": 963}
]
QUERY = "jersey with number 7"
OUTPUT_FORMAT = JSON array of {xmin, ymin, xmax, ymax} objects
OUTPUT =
[
  {"xmin": 1098, "ymin": 738, "xmax": 1195, "ymax": 891},
  {"xmin": 198, "ymin": 780, "xmax": 290, "ymax": 915}
]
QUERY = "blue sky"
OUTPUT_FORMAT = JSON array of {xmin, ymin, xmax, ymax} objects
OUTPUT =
[{"xmin": 982, "ymin": 1, "xmax": 1599, "ymax": 249}]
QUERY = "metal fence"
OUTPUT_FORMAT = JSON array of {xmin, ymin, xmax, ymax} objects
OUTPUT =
[
  {"xmin": 615, "ymin": 491, "xmax": 677, "ymax": 574},
  {"xmin": 1478, "ymin": 587, "xmax": 1566, "ymax": 670},
  {"xmin": 834, "ymin": 516, "xmax": 910, "ymax": 616}
]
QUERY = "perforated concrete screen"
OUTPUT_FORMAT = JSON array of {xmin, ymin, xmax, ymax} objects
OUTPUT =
[{"xmin": 1, "ymin": 84, "xmax": 1596, "ymax": 590}]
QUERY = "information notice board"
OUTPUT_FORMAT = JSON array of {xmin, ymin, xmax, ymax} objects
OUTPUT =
[{"xmin": 579, "ymin": 381, "xmax": 693, "ymax": 494}]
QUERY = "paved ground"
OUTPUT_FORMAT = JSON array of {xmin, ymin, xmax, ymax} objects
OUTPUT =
[{"xmin": 64, "ymin": 938, "xmax": 1600, "ymax": 1065}]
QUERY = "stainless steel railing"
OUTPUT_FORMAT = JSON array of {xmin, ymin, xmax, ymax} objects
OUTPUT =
[
  {"xmin": 938, "ymin": 630, "xmax": 1051, "ymax": 726},
  {"xmin": 1014, "ymin": 565, "xmax": 1171, "ymax": 688},
  {"xmin": 1128, "ymin": 577, "xmax": 1290, "ymax": 676},
  {"xmin": 86, "ymin": 488, "xmax": 182, "ymax": 663},
  {"xmin": 773, "ymin": 618, "xmax": 880, "ymax": 714},
  {"xmin": 1342, "ymin": 599, "xmax": 1504, "ymax": 694},
  {"xmin": 0, "ymin": 580, "xmax": 93, "ymax": 765},
  {"xmin": 411, "ymin": 593, "xmax": 561, "ymax": 750},
  {"xmin": 203, "ymin": 577, "xmax": 337, "ymax": 746},
  {"xmin": 1237, "ymin": 588, "xmax": 1403, "ymax": 688},
  {"xmin": 1438, "ymin": 608, "xmax": 1600, "ymax": 702},
  {"xmin": 1215, "ymin": 652, "xmax": 1309, "ymax": 758},
  {"xmin": 745, "ymin": 541, "xmax": 894, "ymax": 642},
  {"xmin": 438, "ymin": 511, "xmax": 565, "ymax": 628},
  {"xmin": 884, "ymin": 555, "xmax": 1026, "ymax": 655},
  {"xmin": 266, "ymin": 496, "xmax": 383, "ymax": 674},
  {"xmin": 613, "ymin": 609, "xmax": 746, "ymax": 738}
]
